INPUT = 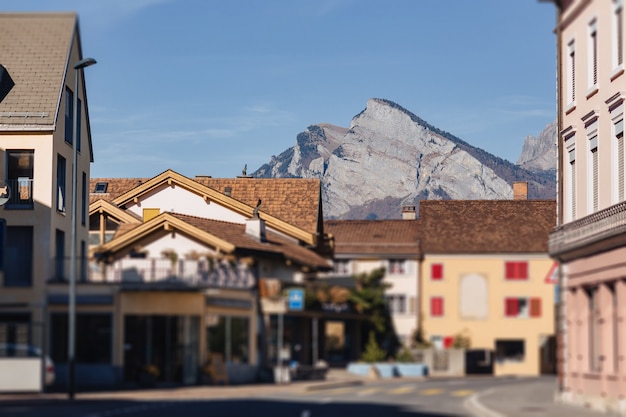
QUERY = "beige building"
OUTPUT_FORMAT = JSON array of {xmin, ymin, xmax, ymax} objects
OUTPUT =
[
  {"xmin": 548, "ymin": 0, "xmax": 626, "ymax": 413},
  {"xmin": 0, "ymin": 13, "xmax": 94, "ymax": 359},
  {"xmin": 420, "ymin": 196, "xmax": 557, "ymax": 376}
]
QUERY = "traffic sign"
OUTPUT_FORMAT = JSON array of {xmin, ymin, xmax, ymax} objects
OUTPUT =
[
  {"xmin": 287, "ymin": 288, "xmax": 304, "ymax": 311},
  {"xmin": 545, "ymin": 262, "xmax": 558, "ymax": 284}
]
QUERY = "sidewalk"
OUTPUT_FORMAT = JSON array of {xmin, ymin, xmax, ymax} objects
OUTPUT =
[
  {"xmin": 466, "ymin": 376, "xmax": 606, "ymax": 417},
  {"xmin": 0, "ymin": 368, "xmax": 366, "ymax": 403}
]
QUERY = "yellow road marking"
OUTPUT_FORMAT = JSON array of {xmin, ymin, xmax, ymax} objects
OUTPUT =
[
  {"xmin": 357, "ymin": 388, "xmax": 381, "ymax": 396},
  {"xmin": 450, "ymin": 389, "xmax": 475, "ymax": 397},
  {"xmin": 389, "ymin": 386, "xmax": 415, "ymax": 395},
  {"xmin": 419, "ymin": 388, "xmax": 444, "ymax": 396}
]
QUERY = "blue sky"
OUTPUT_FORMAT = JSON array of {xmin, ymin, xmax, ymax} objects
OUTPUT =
[{"xmin": 2, "ymin": 0, "xmax": 557, "ymax": 179}]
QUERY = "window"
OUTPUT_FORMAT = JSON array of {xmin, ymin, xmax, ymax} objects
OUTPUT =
[
  {"xmin": 568, "ymin": 148, "xmax": 577, "ymax": 220},
  {"xmin": 460, "ymin": 274, "xmax": 488, "ymax": 319},
  {"xmin": 55, "ymin": 229, "xmax": 65, "ymax": 281},
  {"xmin": 504, "ymin": 297, "xmax": 541, "ymax": 318},
  {"xmin": 567, "ymin": 40, "xmax": 576, "ymax": 104},
  {"xmin": 77, "ymin": 98, "xmax": 82, "ymax": 152},
  {"xmin": 80, "ymin": 240, "xmax": 87, "ymax": 282},
  {"xmin": 56, "ymin": 155, "xmax": 66, "ymax": 213},
  {"xmin": 207, "ymin": 315, "xmax": 249, "ymax": 364},
  {"xmin": 388, "ymin": 259, "xmax": 405, "ymax": 274},
  {"xmin": 386, "ymin": 294, "xmax": 407, "ymax": 314},
  {"xmin": 589, "ymin": 134, "xmax": 599, "ymax": 212},
  {"xmin": 81, "ymin": 172, "xmax": 87, "ymax": 225},
  {"xmin": 93, "ymin": 182, "xmax": 108, "ymax": 193},
  {"xmin": 50, "ymin": 313, "xmax": 112, "ymax": 364},
  {"xmin": 430, "ymin": 297, "xmax": 444, "ymax": 317},
  {"xmin": 0, "ymin": 313, "xmax": 31, "ymax": 345},
  {"xmin": 4, "ymin": 226, "xmax": 33, "ymax": 287},
  {"xmin": 615, "ymin": 0, "xmax": 624, "ymax": 69},
  {"xmin": 505, "ymin": 261, "xmax": 528, "ymax": 280},
  {"xmin": 617, "ymin": 120, "xmax": 625, "ymax": 202},
  {"xmin": 6, "ymin": 150, "xmax": 34, "ymax": 207},
  {"xmin": 587, "ymin": 287, "xmax": 601, "ymax": 372},
  {"xmin": 431, "ymin": 263, "xmax": 443, "ymax": 280},
  {"xmin": 64, "ymin": 87, "xmax": 73, "ymax": 145},
  {"xmin": 588, "ymin": 19, "xmax": 598, "ymax": 88},
  {"xmin": 333, "ymin": 259, "xmax": 350, "ymax": 274},
  {"xmin": 496, "ymin": 339, "xmax": 525, "ymax": 362}
]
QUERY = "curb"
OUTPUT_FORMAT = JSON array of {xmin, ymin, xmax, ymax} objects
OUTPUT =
[{"xmin": 304, "ymin": 379, "xmax": 365, "ymax": 392}]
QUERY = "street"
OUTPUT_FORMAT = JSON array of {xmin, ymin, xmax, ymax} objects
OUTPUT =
[{"xmin": 0, "ymin": 376, "xmax": 532, "ymax": 417}]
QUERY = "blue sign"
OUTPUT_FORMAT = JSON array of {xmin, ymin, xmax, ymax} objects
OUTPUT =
[{"xmin": 287, "ymin": 288, "xmax": 304, "ymax": 311}]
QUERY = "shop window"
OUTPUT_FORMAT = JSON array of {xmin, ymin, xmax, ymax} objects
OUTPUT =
[
  {"xmin": 207, "ymin": 315, "xmax": 249, "ymax": 364},
  {"xmin": 50, "ymin": 313, "xmax": 112, "ymax": 363}
]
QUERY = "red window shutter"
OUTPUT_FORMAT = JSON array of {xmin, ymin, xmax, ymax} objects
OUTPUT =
[
  {"xmin": 431, "ymin": 297, "xmax": 444, "ymax": 317},
  {"xmin": 505, "ymin": 298, "xmax": 519, "ymax": 317},
  {"xmin": 505, "ymin": 261, "xmax": 529, "ymax": 280},
  {"xmin": 519, "ymin": 262, "xmax": 528, "ymax": 279},
  {"xmin": 431, "ymin": 264, "xmax": 443, "ymax": 280},
  {"xmin": 530, "ymin": 298, "xmax": 542, "ymax": 317},
  {"xmin": 443, "ymin": 336, "xmax": 454, "ymax": 348},
  {"xmin": 505, "ymin": 262, "xmax": 515, "ymax": 279}
]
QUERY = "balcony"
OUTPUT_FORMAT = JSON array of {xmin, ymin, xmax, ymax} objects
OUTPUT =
[
  {"xmin": 49, "ymin": 258, "xmax": 255, "ymax": 289},
  {"xmin": 549, "ymin": 201, "xmax": 626, "ymax": 260},
  {"xmin": 4, "ymin": 178, "xmax": 33, "ymax": 208}
]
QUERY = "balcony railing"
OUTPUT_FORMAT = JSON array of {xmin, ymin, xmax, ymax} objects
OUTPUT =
[
  {"xmin": 549, "ymin": 201, "xmax": 626, "ymax": 257},
  {"xmin": 4, "ymin": 178, "xmax": 33, "ymax": 208},
  {"xmin": 88, "ymin": 258, "xmax": 255, "ymax": 288}
]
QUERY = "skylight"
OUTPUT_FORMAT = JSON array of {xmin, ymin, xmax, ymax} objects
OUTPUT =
[{"xmin": 94, "ymin": 182, "xmax": 108, "ymax": 193}]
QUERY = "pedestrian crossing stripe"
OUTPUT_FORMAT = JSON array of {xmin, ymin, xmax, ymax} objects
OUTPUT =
[
  {"xmin": 450, "ymin": 389, "xmax": 475, "ymax": 397},
  {"xmin": 389, "ymin": 386, "xmax": 415, "ymax": 395},
  {"xmin": 419, "ymin": 388, "xmax": 444, "ymax": 396},
  {"xmin": 357, "ymin": 388, "xmax": 381, "ymax": 396}
]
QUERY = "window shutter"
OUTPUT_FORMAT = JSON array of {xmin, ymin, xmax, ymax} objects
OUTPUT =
[
  {"xmin": 618, "ymin": 133, "xmax": 624, "ymax": 201},
  {"xmin": 519, "ymin": 262, "xmax": 528, "ymax": 279},
  {"xmin": 530, "ymin": 298, "xmax": 542, "ymax": 317},
  {"xmin": 431, "ymin": 264, "xmax": 443, "ymax": 280},
  {"xmin": 409, "ymin": 296, "xmax": 416, "ymax": 314},
  {"xmin": 431, "ymin": 297, "xmax": 444, "ymax": 317},
  {"xmin": 505, "ymin": 298, "xmax": 519, "ymax": 317},
  {"xmin": 505, "ymin": 262, "xmax": 515, "ymax": 279},
  {"xmin": 592, "ymin": 148, "xmax": 599, "ymax": 211},
  {"xmin": 572, "ymin": 160, "xmax": 577, "ymax": 219}
]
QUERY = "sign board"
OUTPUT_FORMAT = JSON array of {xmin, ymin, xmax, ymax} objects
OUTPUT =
[
  {"xmin": 0, "ymin": 182, "xmax": 9, "ymax": 206},
  {"xmin": 287, "ymin": 288, "xmax": 304, "ymax": 311},
  {"xmin": 545, "ymin": 262, "xmax": 558, "ymax": 284}
]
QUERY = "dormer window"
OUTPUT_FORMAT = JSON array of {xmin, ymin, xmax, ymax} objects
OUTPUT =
[{"xmin": 93, "ymin": 182, "xmax": 108, "ymax": 193}]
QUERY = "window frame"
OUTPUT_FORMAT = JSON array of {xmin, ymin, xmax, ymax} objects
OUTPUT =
[{"xmin": 56, "ymin": 154, "xmax": 66, "ymax": 213}]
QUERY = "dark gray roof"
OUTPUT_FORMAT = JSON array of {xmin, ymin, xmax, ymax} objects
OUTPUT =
[{"xmin": 0, "ymin": 13, "xmax": 76, "ymax": 129}]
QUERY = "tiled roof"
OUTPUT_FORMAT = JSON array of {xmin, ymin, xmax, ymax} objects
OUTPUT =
[
  {"xmin": 324, "ymin": 219, "xmax": 421, "ymax": 256},
  {"xmin": 0, "ymin": 13, "xmax": 76, "ymax": 128},
  {"xmin": 169, "ymin": 213, "xmax": 331, "ymax": 270},
  {"xmin": 90, "ymin": 176, "xmax": 321, "ymax": 235},
  {"xmin": 418, "ymin": 200, "xmax": 556, "ymax": 254}
]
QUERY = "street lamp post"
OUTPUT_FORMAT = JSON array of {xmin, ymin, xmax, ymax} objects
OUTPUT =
[{"xmin": 68, "ymin": 57, "xmax": 96, "ymax": 400}]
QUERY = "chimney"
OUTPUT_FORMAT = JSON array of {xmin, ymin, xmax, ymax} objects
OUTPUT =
[
  {"xmin": 245, "ymin": 217, "xmax": 266, "ymax": 242},
  {"xmin": 513, "ymin": 182, "xmax": 528, "ymax": 200},
  {"xmin": 402, "ymin": 205, "xmax": 417, "ymax": 220}
]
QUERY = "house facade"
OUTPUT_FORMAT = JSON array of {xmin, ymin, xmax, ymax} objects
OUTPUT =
[
  {"xmin": 0, "ymin": 13, "xmax": 94, "ymax": 361},
  {"xmin": 549, "ymin": 0, "xmax": 626, "ymax": 412},
  {"xmin": 323, "ymin": 217, "xmax": 421, "ymax": 349},
  {"xmin": 420, "ymin": 195, "xmax": 557, "ymax": 376},
  {"xmin": 59, "ymin": 170, "xmax": 333, "ymax": 386}
]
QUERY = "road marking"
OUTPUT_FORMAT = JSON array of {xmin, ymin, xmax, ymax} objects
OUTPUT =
[
  {"xmin": 357, "ymin": 387, "xmax": 381, "ymax": 396},
  {"xmin": 420, "ymin": 388, "xmax": 444, "ymax": 396},
  {"xmin": 324, "ymin": 387, "xmax": 353, "ymax": 395},
  {"xmin": 463, "ymin": 388, "xmax": 505, "ymax": 417},
  {"xmin": 389, "ymin": 386, "xmax": 415, "ymax": 395},
  {"xmin": 450, "ymin": 389, "xmax": 475, "ymax": 397},
  {"xmin": 301, "ymin": 410, "xmax": 311, "ymax": 417}
]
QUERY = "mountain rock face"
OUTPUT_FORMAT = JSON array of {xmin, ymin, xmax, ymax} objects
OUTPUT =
[
  {"xmin": 517, "ymin": 120, "xmax": 557, "ymax": 173},
  {"xmin": 254, "ymin": 98, "xmax": 556, "ymax": 219}
]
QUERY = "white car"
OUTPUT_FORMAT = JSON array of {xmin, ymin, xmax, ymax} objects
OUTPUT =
[{"xmin": 0, "ymin": 343, "xmax": 55, "ymax": 386}]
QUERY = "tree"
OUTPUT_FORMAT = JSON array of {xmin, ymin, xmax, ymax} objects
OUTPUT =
[
  {"xmin": 361, "ymin": 331, "xmax": 386, "ymax": 363},
  {"xmin": 350, "ymin": 267, "xmax": 398, "ymax": 355}
]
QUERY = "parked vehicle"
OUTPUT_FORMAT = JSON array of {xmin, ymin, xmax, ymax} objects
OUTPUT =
[{"xmin": 0, "ymin": 343, "xmax": 55, "ymax": 386}]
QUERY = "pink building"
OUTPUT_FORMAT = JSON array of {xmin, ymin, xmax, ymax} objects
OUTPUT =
[{"xmin": 549, "ymin": 0, "xmax": 626, "ymax": 413}]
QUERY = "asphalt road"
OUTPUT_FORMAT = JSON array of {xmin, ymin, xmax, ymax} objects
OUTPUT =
[{"xmin": 0, "ymin": 376, "xmax": 527, "ymax": 417}]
